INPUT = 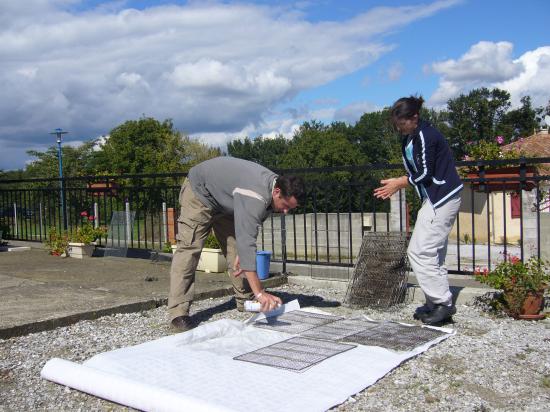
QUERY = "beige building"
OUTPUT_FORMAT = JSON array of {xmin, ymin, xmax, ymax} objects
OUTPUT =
[{"xmin": 452, "ymin": 129, "xmax": 550, "ymax": 249}]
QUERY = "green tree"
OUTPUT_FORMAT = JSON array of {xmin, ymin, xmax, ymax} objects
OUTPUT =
[
  {"xmin": 280, "ymin": 121, "xmax": 366, "ymax": 169},
  {"xmin": 99, "ymin": 117, "xmax": 189, "ymax": 175},
  {"xmin": 25, "ymin": 140, "xmax": 99, "ymax": 179},
  {"xmin": 183, "ymin": 139, "xmax": 223, "ymax": 170},
  {"xmin": 497, "ymin": 96, "xmax": 538, "ymax": 139},
  {"xmin": 227, "ymin": 135, "xmax": 290, "ymax": 169},
  {"xmin": 446, "ymin": 87, "xmax": 511, "ymax": 156},
  {"xmin": 227, "ymin": 137, "xmax": 255, "ymax": 162},
  {"xmin": 348, "ymin": 109, "xmax": 398, "ymax": 164},
  {"xmin": 279, "ymin": 122, "xmax": 369, "ymax": 213}
]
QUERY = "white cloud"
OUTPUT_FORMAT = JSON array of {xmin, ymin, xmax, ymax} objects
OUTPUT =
[
  {"xmin": 495, "ymin": 46, "xmax": 550, "ymax": 107},
  {"xmin": 387, "ymin": 62, "xmax": 403, "ymax": 81},
  {"xmin": 334, "ymin": 101, "xmax": 380, "ymax": 124},
  {"xmin": 0, "ymin": 0, "xmax": 460, "ymax": 169},
  {"xmin": 429, "ymin": 41, "xmax": 550, "ymax": 108}
]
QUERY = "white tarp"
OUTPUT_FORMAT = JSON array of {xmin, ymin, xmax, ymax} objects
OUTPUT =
[{"xmin": 41, "ymin": 301, "xmax": 453, "ymax": 412}]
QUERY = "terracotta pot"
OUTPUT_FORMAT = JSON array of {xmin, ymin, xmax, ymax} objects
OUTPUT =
[
  {"xmin": 519, "ymin": 291, "xmax": 544, "ymax": 315},
  {"xmin": 507, "ymin": 290, "xmax": 545, "ymax": 320},
  {"xmin": 467, "ymin": 166, "xmax": 537, "ymax": 192}
]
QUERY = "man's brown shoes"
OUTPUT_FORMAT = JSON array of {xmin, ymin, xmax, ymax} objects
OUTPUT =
[{"xmin": 171, "ymin": 315, "xmax": 196, "ymax": 332}]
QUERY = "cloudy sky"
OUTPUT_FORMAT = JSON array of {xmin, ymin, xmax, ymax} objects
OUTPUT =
[{"xmin": 1, "ymin": 0, "xmax": 549, "ymax": 170}]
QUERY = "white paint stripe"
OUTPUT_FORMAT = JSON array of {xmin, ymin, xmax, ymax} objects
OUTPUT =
[
  {"xmin": 414, "ymin": 131, "xmax": 427, "ymax": 183},
  {"xmin": 232, "ymin": 188, "xmax": 266, "ymax": 204},
  {"xmin": 433, "ymin": 184, "xmax": 463, "ymax": 208}
]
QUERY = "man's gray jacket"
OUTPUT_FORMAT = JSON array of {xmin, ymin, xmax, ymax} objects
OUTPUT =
[{"xmin": 188, "ymin": 157, "xmax": 277, "ymax": 271}]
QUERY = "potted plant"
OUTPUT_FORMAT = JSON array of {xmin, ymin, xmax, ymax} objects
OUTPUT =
[
  {"xmin": 68, "ymin": 211, "xmax": 107, "ymax": 259},
  {"xmin": 197, "ymin": 233, "xmax": 227, "ymax": 273},
  {"xmin": 462, "ymin": 136, "xmax": 536, "ymax": 191},
  {"xmin": 474, "ymin": 254, "xmax": 549, "ymax": 319},
  {"xmin": 44, "ymin": 227, "xmax": 69, "ymax": 257}
]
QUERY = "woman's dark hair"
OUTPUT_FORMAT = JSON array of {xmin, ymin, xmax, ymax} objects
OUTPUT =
[
  {"xmin": 275, "ymin": 175, "xmax": 305, "ymax": 204},
  {"xmin": 391, "ymin": 95, "xmax": 424, "ymax": 124}
]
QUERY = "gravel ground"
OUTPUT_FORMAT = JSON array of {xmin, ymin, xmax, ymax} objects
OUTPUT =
[{"xmin": 1, "ymin": 284, "xmax": 549, "ymax": 412}]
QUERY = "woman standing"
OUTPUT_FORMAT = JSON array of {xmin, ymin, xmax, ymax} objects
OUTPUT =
[{"xmin": 374, "ymin": 96, "xmax": 463, "ymax": 325}]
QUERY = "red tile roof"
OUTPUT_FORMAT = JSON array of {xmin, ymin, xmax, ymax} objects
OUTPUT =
[{"xmin": 503, "ymin": 130, "xmax": 550, "ymax": 174}]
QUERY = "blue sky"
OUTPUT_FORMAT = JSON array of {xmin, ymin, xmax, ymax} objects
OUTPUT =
[{"xmin": 1, "ymin": 0, "xmax": 549, "ymax": 170}]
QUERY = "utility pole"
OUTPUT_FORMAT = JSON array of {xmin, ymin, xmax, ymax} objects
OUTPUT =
[{"xmin": 50, "ymin": 128, "xmax": 68, "ymax": 230}]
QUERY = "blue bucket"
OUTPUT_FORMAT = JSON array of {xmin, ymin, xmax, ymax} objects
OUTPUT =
[{"xmin": 256, "ymin": 251, "xmax": 272, "ymax": 280}]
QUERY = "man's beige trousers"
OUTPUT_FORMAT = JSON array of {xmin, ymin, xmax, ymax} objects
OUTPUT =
[{"xmin": 168, "ymin": 180, "xmax": 253, "ymax": 320}]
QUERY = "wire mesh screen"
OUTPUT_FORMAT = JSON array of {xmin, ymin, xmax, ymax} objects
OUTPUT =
[
  {"xmin": 344, "ymin": 232, "xmax": 410, "ymax": 308},
  {"xmin": 300, "ymin": 318, "xmax": 380, "ymax": 341},
  {"xmin": 234, "ymin": 337, "xmax": 356, "ymax": 372},
  {"xmin": 103, "ymin": 210, "xmax": 136, "ymax": 258},
  {"xmin": 342, "ymin": 321, "xmax": 447, "ymax": 352},
  {"xmin": 252, "ymin": 310, "xmax": 343, "ymax": 335}
]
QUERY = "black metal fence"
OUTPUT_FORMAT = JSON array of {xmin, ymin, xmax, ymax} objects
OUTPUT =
[{"xmin": 1, "ymin": 158, "xmax": 549, "ymax": 275}]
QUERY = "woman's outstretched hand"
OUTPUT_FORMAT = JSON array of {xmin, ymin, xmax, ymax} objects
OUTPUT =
[{"xmin": 374, "ymin": 176, "xmax": 409, "ymax": 200}]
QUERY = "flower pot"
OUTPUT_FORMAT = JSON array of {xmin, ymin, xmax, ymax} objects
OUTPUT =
[
  {"xmin": 197, "ymin": 248, "xmax": 227, "ymax": 273},
  {"xmin": 505, "ymin": 290, "xmax": 545, "ymax": 320},
  {"xmin": 467, "ymin": 166, "xmax": 537, "ymax": 192},
  {"xmin": 68, "ymin": 242, "xmax": 95, "ymax": 259}
]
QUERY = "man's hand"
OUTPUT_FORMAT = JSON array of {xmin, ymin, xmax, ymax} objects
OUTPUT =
[
  {"xmin": 256, "ymin": 291, "xmax": 282, "ymax": 313},
  {"xmin": 239, "ymin": 267, "xmax": 284, "ymax": 312},
  {"xmin": 232, "ymin": 255, "xmax": 243, "ymax": 277},
  {"xmin": 373, "ymin": 176, "xmax": 409, "ymax": 200}
]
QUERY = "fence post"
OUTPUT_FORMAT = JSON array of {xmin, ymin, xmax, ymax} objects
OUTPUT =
[
  {"xmin": 167, "ymin": 207, "xmax": 176, "ymax": 244},
  {"xmin": 162, "ymin": 202, "xmax": 168, "ymax": 245},
  {"xmin": 39, "ymin": 202, "xmax": 44, "ymax": 240},
  {"xmin": 94, "ymin": 202, "xmax": 99, "ymax": 228},
  {"xmin": 389, "ymin": 189, "xmax": 407, "ymax": 232},
  {"xmin": 125, "ymin": 201, "xmax": 132, "ymax": 245},
  {"xmin": 13, "ymin": 202, "xmax": 18, "ymax": 237},
  {"xmin": 281, "ymin": 213, "xmax": 287, "ymax": 275}
]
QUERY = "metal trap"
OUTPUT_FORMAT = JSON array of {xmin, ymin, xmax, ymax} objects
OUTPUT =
[
  {"xmin": 252, "ymin": 310, "xmax": 343, "ymax": 335},
  {"xmin": 343, "ymin": 321, "xmax": 448, "ymax": 351},
  {"xmin": 344, "ymin": 232, "xmax": 410, "ymax": 308},
  {"xmin": 234, "ymin": 337, "xmax": 356, "ymax": 372},
  {"xmin": 300, "ymin": 318, "xmax": 379, "ymax": 341}
]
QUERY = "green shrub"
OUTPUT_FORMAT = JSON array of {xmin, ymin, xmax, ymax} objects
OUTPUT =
[{"xmin": 203, "ymin": 233, "xmax": 221, "ymax": 249}]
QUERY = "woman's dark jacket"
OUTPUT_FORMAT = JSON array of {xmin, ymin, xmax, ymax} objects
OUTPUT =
[{"xmin": 401, "ymin": 120, "xmax": 463, "ymax": 208}]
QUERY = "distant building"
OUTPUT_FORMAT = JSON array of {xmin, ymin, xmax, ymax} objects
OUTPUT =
[{"xmin": 452, "ymin": 129, "xmax": 550, "ymax": 260}]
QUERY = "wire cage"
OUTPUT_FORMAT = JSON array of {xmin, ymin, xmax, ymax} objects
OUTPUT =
[{"xmin": 344, "ymin": 232, "xmax": 410, "ymax": 309}]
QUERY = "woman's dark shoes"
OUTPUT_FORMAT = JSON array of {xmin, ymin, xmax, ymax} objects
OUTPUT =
[
  {"xmin": 421, "ymin": 304, "xmax": 456, "ymax": 325},
  {"xmin": 171, "ymin": 315, "xmax": 196, "ymax": 332},
  {"xmin": 413, "ymin": 304, "xmax": 434, "ymax": 320}
]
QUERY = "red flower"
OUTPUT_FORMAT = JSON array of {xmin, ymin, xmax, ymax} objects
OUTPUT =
[
  {"xmin": 80, "ymin": 211, "xmax": 88, "ymax": 217},
  {"xmin": 510, "ymin": 256, "xmax": 521, "ymax": 265}
]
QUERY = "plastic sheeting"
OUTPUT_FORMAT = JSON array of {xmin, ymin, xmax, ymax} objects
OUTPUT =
[{"xmin": 41, "ymin": 301, "xmax": 453, "ymax": 412}]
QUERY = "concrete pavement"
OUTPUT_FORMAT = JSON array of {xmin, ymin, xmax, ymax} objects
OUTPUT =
[{"xmin": 0, "ymin": 242, "xmax": 285, "ymax": 339}]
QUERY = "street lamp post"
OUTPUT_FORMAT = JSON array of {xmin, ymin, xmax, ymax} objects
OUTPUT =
[{"xmin": 50, "ymin": 128, "xmax": 68, "ymax": 230}]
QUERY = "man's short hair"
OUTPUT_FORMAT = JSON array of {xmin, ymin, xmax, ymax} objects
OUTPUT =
[{"xmin": 275, "ymin": 175, "xmax": 306, "ymax": 205}]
